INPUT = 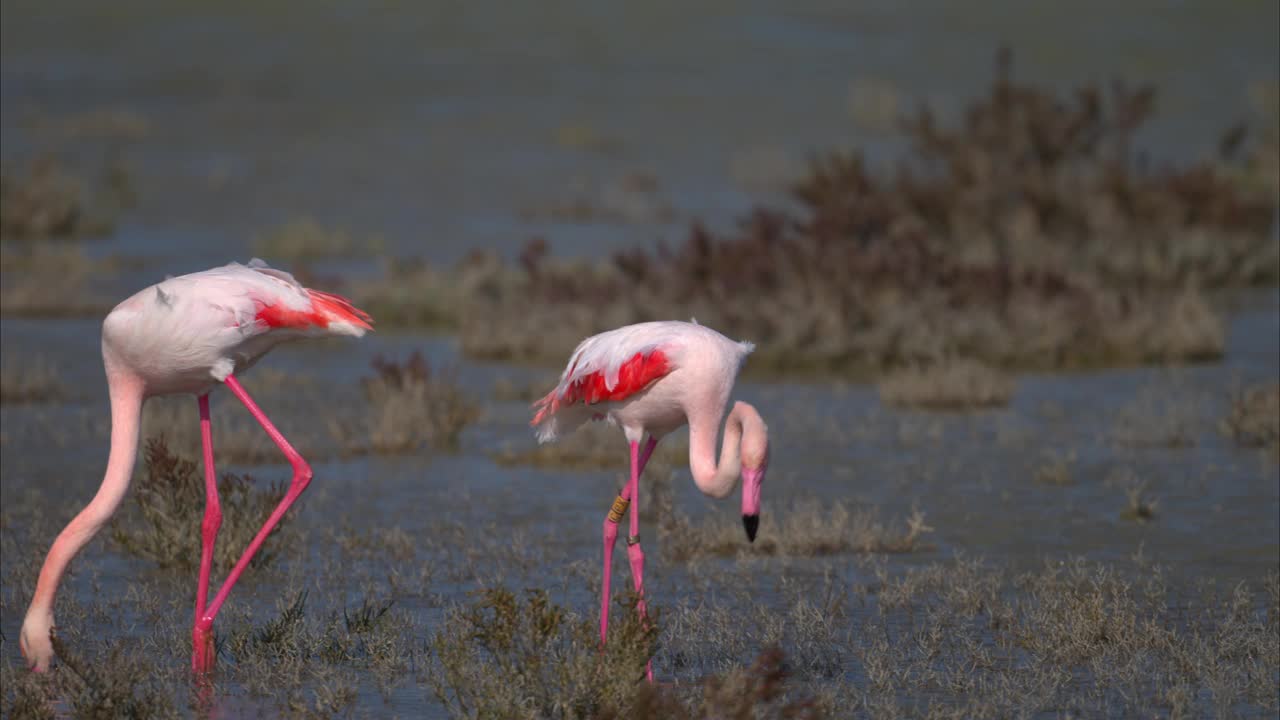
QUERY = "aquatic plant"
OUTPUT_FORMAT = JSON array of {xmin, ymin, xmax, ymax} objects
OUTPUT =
[
  {"xmin": 0, "ymin": 354, "xmax": 66, "ymax": 405},
  {"xmin": 251, "ymin": 217, "xmax": 384, "ymax": 261},
  {"xmin": 138, "ymin": 370, "xmax": 324, "ymax": 465},
  {"xmin": 0, "ymin": 634, "xmax": 177, "ymax": 720},
  {"xmin": 0, "ymin": 243, "xmax": 115, "ymax": 318},
  {"xmin": 111, "ymin": 437, "xmax": 293, "ymax": 574},
  {"xmin": 349, "ymin": 256, "xmax": 479, "ymax": 330},
  {"xmin": 137, "ymin": 358, "xmax": 480, "ymax": 462},
  {"xmin": 1033, "ymin": 451, "xmax": 1077, "ymax": 486},
  {"xmin": 611, "ymin": 647, "xmax": 826, "ymax": 720},
  {"xmin": 1120, "ymin": 481, "xmax": 1159, "ymax": 523},
  {"xmin": 1222, "ymin": 382, "xmax": 1280, "ymax": 455},
  {"xmin": 427, "ymin": 587, "xmax": 656, "ymax": 719},
  {"xmin": 4, "ymin": 496, "xmax": 1278, "ymax": 718},
  {"xmin": 360, "ymin": 351, "xmax": 479, "ymax": 452},
  {"xmin": 358, "ymin": 51, "xmax": 1272, "ymax": 378},
  {"xmin": 650, "ymin": 468, "xmax": 934, "ymax": 562},
  {"xmin": 0, "ymin": 157, "xmax": 115, "ymax": 242},
  {"xmin": 877, "ymin": 359, "xmax": 1014, "ymax": 410}
]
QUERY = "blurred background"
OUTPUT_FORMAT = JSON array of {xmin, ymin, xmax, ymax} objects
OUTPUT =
[{"xmin": 2, "ymin": 2, "xmax": 1278, "ymax": 717}]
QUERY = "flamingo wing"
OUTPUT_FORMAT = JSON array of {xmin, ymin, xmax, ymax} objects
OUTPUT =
[
  {"xmin": 242, "ymin": 259, "xmax": 372, "ymax": 335},
  {"xmin": 531, "ymin": 322, "xmax": 694, "ymax": 435},
  {"xmin": 159, "ymin": 259, "xmax": 371, "ymax": 339},
  {"xmin": 531, "ymin": 348, "xmax": 673, "ymax": 426}
]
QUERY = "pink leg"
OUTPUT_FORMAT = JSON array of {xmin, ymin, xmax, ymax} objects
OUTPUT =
[
  {"xmin": 192, "ymin": 374, "xmax": 313, "ymax": 674},
  {"xmin": 636, "ymin": 434, "xmax": 658, "ymax": 477},
  {"xmin": 625, "ymin": 436, "xmax": 657, "ymax": 682},
  {"xmin": 600, "ymin": 493, "xmax": 625, "ymax": 646},
  {"xmin": 192, "ymin": 394, "xmax": 222, "ymax": 673},
  {"xmin": 600, "ymin": 436, "xmax": 658, "ymax": 680}
]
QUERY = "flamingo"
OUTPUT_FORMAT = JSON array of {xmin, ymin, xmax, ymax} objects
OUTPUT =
[
  {"xmin": 18, "ymin": 259, "xmax": 373, "ymax": 675},
  {"xmin": 530, "ymin": 320, "xmax": 770, "ymax": 680}
]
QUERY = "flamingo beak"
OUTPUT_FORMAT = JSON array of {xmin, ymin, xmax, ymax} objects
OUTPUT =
[{"xmin": 741, "ymin": 466, "xmax": 764, "ymax": 542}]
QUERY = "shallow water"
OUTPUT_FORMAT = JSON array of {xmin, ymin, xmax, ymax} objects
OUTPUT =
[
  {"xmin": 3, "ymin": 1, "xmax": 1278, "ymax": 265},
  {"xmin": 2, "ymin": 1, "xmax": 1278, "ymax": 717}
]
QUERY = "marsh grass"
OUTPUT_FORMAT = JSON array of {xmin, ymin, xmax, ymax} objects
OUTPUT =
[
  {"xmin": 3, "ymin": 498, "xmax": 1278, "ymax": 718},
  {"xmin": 251, "ymin": 217, "xmax": 385, "ymax": 261},
  {"xmin": 357, "ymin": 351, "xmax": 479, "ymax": 453},
  {"xmin": 0, "ymin": 634, "xmax": 178, "ymax": 720},
  {"xmin": 1121, "ymin": 482, "xmax": 1159, "ymax": 523},
  {"xmin": 1111, "ymin": 377, "xmax": 1202, "ymax": 448},
  {"xmin": 0, "ymin": 242, "xmax": 111, "ymax": 274},
  {"xmin": 426, "ymin": 585, "xmax": 840, "ymax": 719},
  {"xmin": 1222, "ymin": 382, "xmax": 1280, "ymax": 455},
  {"xmin": 351, "ymin": 51, "xmax": 1273, "ymax": 379},
  {"xmin": 110, "ymin": 437, "xmax": 294, "ymax": 574},
  {"xmin": 852, "ymin": 557, "xmax": 1280, "ymax": 717},
  {"xmin": 877, "ymin": 359, "xmax": 1014, "ymax": 410},
  {"xmin": 653, "ymin": 473, "xmax": 934, "ymax": 562},
  {"xmin": 1033, "ymin": 451, "xmax": 1077, "ymax": 486},
  {"xmin": 137, "ymin": 358, "xmax": 479, "ymax": 463},
  {"xmin": 0, "ymin": 157, "xmax": 115, "ymax": 242},
  {"xmin": 138, "ymin": 370, "xmax": 325, "ymax": 464},
  {"xmin": 0, "ymin": 354, "xmax": 66, "ymax": 405},
  {"xmin": 1225, "ymin": 82, "xmax": 1280, "ymax": 199},
  {"xmin": 620, "ymin": 647, "xmax": 826, "ymax": 720},
  {"xmin": 0, "ymin": 242, "xmax": 117, "ymax": 318},
  {"xmin": 428, "ymin": 587, "xmax": 656, "ymax": 718},
  {"xmin": 348, "ymin": 257, "xmax": 476, "ymax": 330}
]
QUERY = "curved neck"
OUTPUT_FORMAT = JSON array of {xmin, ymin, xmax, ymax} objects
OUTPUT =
[
  {"xmin": 689, "ymin": 401, "xmax": 764, "ymax": 498},
  {"xmin": 25, "ymin": 369, "xmax": 144, "ymax": 622}
]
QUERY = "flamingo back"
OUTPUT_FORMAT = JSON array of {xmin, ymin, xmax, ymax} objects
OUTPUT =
[
  {"xmin": 530, "ymin": 320, "xmax": 754, "ymax": 442},
  {"xmin": 102, "ymin": 259, "xmax": 371, "ymax": 394}
]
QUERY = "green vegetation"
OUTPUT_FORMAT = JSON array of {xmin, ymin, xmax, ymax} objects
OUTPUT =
[
  {"xmin": 251, "ymin": 218, "xmax": 384, "ymax": 261},
  {"xmin": 1222, "ymin": 382, "xmax": 1280, "ymax": 456},
  {"xmin": 111, "ymin": 438, "xmax": 294, "ymax": 574},
  {"xmin": 0, "ymin": 354, "xmax": 66, "ymax": 405},
  {"xmin": 0, "ymin": 158, "xmax": 114, "ymax": 242},
  {"xmin": 351, "ymin": 52, "xmax": 1275, "ymax": 380},
  {"xmin": 878, "ymin": 359, "xmax": 1014, "ymax": 410},
  {"xmin": 357, "ymin": 351, "xmax": 479, "ymax": 453}
]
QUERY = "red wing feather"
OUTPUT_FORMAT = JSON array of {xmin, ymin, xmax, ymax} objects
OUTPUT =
[
  {"xmin": 255, "ymin": 289, "xmax": 373, "ymax": 331},
  {"xmin": 532, "ymin": 349, "xmax": 672, "ymax": 425},
  {"xmin": 307, "ymin": 289, "xmax": 373, "ymax": 330}
]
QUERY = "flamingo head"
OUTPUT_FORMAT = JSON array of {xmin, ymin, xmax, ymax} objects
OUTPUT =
[
  {"xmin": 738, "ymin": 405, "xmax": 769, "ymax": 543},
  {"xmin": 20, "ymin": 612, "xmax": 54, "ymax": 672},
  {"xmin": 740, "ymin": 454, "xmax": 768, "ymax": 543}
]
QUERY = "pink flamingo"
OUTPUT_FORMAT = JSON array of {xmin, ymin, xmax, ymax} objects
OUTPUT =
[
  {"xmin": 531, "ymin": 320, "xmax": 770, "ymax": 680},
  {"xmin": 18, "ymin": 259, "xmax": 372, "ymax": 675}
]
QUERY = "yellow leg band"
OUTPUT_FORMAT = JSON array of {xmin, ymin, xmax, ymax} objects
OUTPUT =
[{"xmin": 607, "ymin": 495, "xmax": 630, "ymax": 524}]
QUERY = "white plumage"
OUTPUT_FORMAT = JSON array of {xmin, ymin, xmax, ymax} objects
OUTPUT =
[
  {"xmin": 533, "ymin": 320, "xmax": 755, "ymax": 444},
  {"xmin": 101, "ymin": 258, "xmax": 371, "ymax": 395}
]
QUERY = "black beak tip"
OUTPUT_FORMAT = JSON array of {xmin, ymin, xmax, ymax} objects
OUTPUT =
[{"xmin": 743, "ymin": 514, "xmax": 759, "ymax": 543}]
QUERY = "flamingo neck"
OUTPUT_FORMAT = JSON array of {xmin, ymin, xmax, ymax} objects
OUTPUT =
[
  {"xmin": 24, "ymin": 367, "xmax": 144, "ymax": 624},
  {"xmin": 689, "ymin": 401, "xmax": 763, "ymax": 498}
]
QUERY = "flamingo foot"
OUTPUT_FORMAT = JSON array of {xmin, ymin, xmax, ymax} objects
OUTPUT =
[
  {"xmin": 192, "ymin": 622, "xmax": 215, "ymax": 675},
  {"xmin": 626, "ymin": 540, "xmax": 654, "ymax": 683}
]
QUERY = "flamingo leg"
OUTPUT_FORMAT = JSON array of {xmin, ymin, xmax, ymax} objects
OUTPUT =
[
  {"xmin": 627, "ymin": 435, "xmax": 658, "ymax": 682},
  {"xmin": 600, "ymin": 495, "xmax": 623, "ymax": 646},
  {"xmin": 600, "ymin": 436, "xmax": 658, "ymax": 679},
  {"xmin": 192, "ymin": 394, "xmax": 222, "ymax": 674},
  {"xmin": 192, "ymin": 374, "xmax": 313, "ymax": 673}
]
